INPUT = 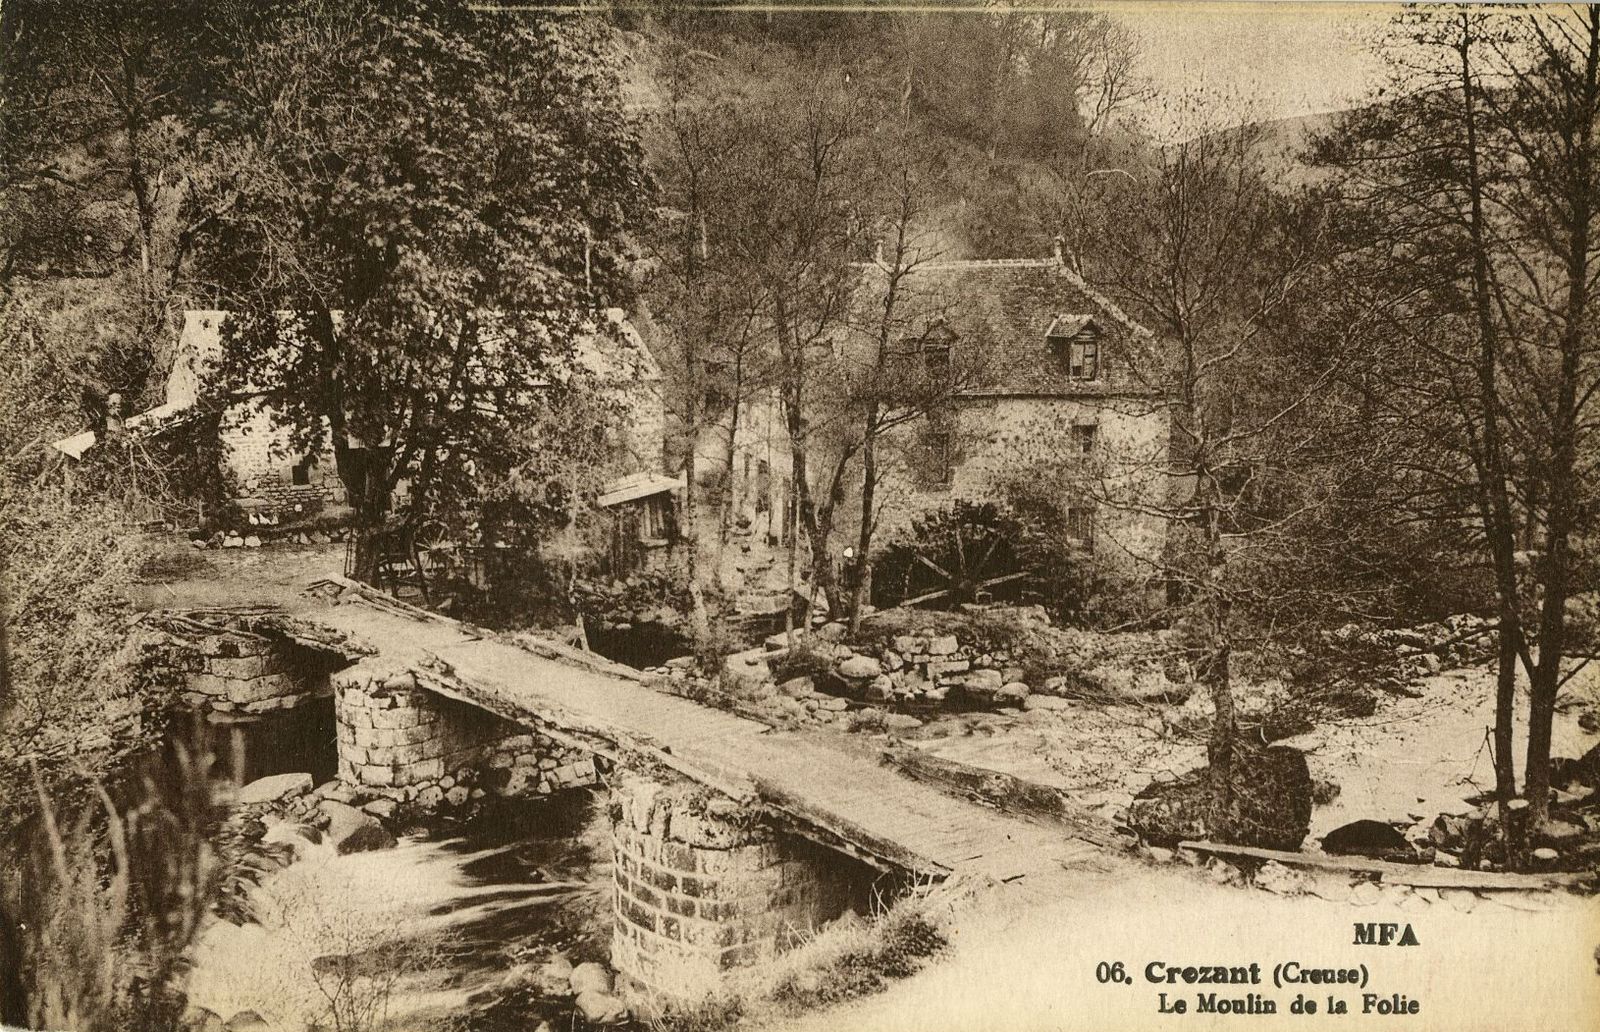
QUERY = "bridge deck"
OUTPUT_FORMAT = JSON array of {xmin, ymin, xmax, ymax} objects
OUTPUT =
[{"xmin": 277, "ymin": 584, "xmax": 1109, "ymax": 884}]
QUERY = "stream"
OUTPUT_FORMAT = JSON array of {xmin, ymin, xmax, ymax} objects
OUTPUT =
[{"xmin": 185, "ymin": 790, "xmax": 615, "ymax": 1032}]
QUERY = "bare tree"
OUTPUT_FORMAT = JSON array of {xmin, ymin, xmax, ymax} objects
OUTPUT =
[{"xmin": 1324, "ymin": 6, "xmax": 1600, "ymax": 837}]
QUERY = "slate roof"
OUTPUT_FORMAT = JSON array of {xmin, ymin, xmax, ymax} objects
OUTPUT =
[{"xmin": 858, "ymin": 257, "xmax": 1162, "ymax": 399}]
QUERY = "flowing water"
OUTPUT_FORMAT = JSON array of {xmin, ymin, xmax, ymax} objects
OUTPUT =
[{"xmin": 185, "ymin": 790, "xmax": 615, "ymax": 1032}]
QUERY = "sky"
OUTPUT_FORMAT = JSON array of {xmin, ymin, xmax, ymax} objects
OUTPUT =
[{"xmin": 1108, "ymin": 1, "xmax": 1396, "ymax": 128}]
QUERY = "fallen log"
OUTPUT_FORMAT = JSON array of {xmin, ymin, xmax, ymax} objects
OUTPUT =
[
  {"xmin": 1178, "ymin": 839, "xmax": 1595, "ymax": 890},
  {"xmin": 884, "ymin": 745, "xmax": 1119, "ymax": 848}
]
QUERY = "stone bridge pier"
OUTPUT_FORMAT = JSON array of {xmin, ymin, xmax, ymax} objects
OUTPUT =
[
  {"xmin": 329, "ymin": 662, "xmax": 876, "ymax": 1007},
  {"xmin": 331, "ymin": 662, "xmax": 603, "ymax": 807},
  {"xmin": 608, "ymin": 772, "xmax": 863, "ymax": 1004}
]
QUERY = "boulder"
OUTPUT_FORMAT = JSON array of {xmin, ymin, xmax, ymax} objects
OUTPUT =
[
  {"xmin": 778, "ymin": 675, "xmax": 816, "ymax": 698},
  {"xmin": 996, "ymin": 681, "xmax": 1030, "ymax": 705},
  {"xmin": 236, "ymin": 772, "xmax": 313, "ymax": 806},
  {"xmin": 892, "ymin": 635, "xmax": 923, "ymax": 656},
  {"xmin": 959, "ymin": 669, "xmax": 1004, "ymax": 698},
  {"xmin": 863, "ymin": 675, "xmax": 895, "ymax": 702},
  {"xmin": 883, "ymin": 713, "xmax": 924, "ymax": 732},
  {"xmin": 1022, "ymin": 694, "xmax": 1072, "ymax": 712},
  {"xmin": 1321, "ymin": 819, "xmax": 1412, "ymax": 858},
  {"xmin": 569, "ymin": 961, "xmax": 613, "ymax": 996},
  {"xmin": 836, "ymin": 654, "xmax": 882, "ymax": 680},
  {"xmin": 223, "ymin": 1012, "xmax": 272, "ymax": 1032},
  {"xmin": 927, "ymin": 635, "xmax": 960, "ymax": 656},
  {"xmin": 536, "ymin": 952, "xmax": 575, "ymax": 994},
  {"xmin": 318, "ymin": 800, "xmax": 397, "ymax": 854},
  {"xmin": 361, "ymin": 798, "xmax": 399, "ymax": 820},
  {"xmin": 814, "ymin": 621, "xmax": 849, "ymax": 642},
  {"xmin": 575, "ymin": 990, "xmax": 630, "ymax": 1025}
]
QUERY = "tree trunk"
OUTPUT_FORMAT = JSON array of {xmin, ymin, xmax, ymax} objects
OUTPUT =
[
  {"xmin": 1457, "ymin": 20, "xmax": 1525, "ymax": 825},
  {"xmin": 1524, "ymin": 10, "xmax": 1599, "ymax": 829},
  {"xmin": 848, "ymin": 403, "xmax": 880, "ymax": 634}
]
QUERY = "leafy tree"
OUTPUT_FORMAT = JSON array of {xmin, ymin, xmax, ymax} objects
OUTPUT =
[{"xmin": 192, "ymin": 0, "xmax": 648, "ymax": 579}]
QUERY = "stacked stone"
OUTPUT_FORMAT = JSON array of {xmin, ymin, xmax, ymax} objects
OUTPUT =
[
  {"xmin": 181, "ymin": 631, "xmax": 323, "ymax": 715},
  {"xmin": 829, "ymin": 629, "xmax": 1030, "ymax": 709},
  {"xmin": 609, "ymin": 774, "xmax": 843, "ymax": 1002},
  {"xmin": 333, "ymin": 663, "xmax": 602, "ymax": 808}
]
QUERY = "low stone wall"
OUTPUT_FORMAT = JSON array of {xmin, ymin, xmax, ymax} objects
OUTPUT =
[
  {"xmin": 608, "ymin": 772, "xmax": 854, "ymax": 1003},
  {"xmin": 333, "ymin": 663, "xmax": 603, "ymax": 807}
]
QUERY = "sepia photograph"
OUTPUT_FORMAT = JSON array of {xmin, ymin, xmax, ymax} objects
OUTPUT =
[{"xmin": 1, "ymin": 1, "xmax": 1598, "ymax": 1030}]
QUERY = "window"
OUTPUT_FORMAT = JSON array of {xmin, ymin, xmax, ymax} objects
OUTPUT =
[
  {"xmin": 910, "ymin": 320, "xmax": 958, "ymax": 384},
  {"xmin": 1046, "ymin": 316, "xmax": 1101, "ymax": 381},
  {"xmin": 1065, "ymin": 507, "xmax": 1095, "ymax": 551},
  {"xmin": 1071, "ymin": 423, "xmax": 1097, "ymax": 457},
  {"xmin": 639, "ymin": 493, "xmax": 676, "ymax": 542},
  {"xmin": 924, "ymin": 430, "xmax": 954, "ymax": 487},
  {"xmin": 291, "ymin": 455, "xmax": 315, "ymax": 486},
  {"xmin": 1068, "ymin": 337, "xmax": 1099, "ymax": 380}
]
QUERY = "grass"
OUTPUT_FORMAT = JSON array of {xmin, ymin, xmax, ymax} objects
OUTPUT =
[{"xmin": 649, "ymin": 878, "xmax": 968, "ymax": 1032}]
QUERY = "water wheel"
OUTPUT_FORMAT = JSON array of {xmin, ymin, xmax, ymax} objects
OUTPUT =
[{"xmin": 874, "ymin": 502, "xmax": 1030, "ymax": 610}]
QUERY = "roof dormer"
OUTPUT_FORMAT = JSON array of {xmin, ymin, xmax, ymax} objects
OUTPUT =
[{"xmin": 1046, "ymin": 315, "xmax": 1101, "ymax": 380}]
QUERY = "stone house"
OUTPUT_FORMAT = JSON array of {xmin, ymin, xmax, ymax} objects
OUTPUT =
[
  {"xmin": 864, "ymin": 252, "xmax": 1172, "ymax": 576},
  {"xmin": 52, "ymin": 309, "xmax": 675, "ymax": 546}
]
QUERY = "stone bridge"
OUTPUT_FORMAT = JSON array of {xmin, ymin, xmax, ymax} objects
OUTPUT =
[{"xmin": 156, "ymin": 578, "xmax": 1107, "ymax": 1005}]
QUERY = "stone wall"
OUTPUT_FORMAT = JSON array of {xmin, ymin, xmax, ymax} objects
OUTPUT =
[
  {"xmin": 876, "ymin": 395, "xmax": 1172, "ymax": 576},
  {"xmin": 608, "ymin": 772, "xmax": 855, "ymax": 1003},
  {"xmin": 180, "ymin": 627, "xmax": 334, "ymax": 717},
  {"xmin": 218, "ymin": 398, "xmax": 345, "ymax": 518},
  {"xmin": 333, "ymin": 663, "xmax": 603, "ymax": 808}
]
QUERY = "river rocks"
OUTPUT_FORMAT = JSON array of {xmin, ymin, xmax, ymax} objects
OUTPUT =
[
  {"xmin": 569, "ymin": 961, "xmax": 613, "ymax": 995},
  {"xmin": 575, "ymin": 990, "xmax": 630, "ymax": 1025},
  {"xmin": 1253, "ymin": 860, "xmax": 1307, "ymax": 895},
  {"xmin": 236, "ymin": 772, "xmax": 313, "ymax": 806},
  {"xmin": 261, "ymin": 820, "xmax": 321, "ymax": 860},
  {"xmin": 318, "ymin": 800, "xmax": 396, "ymax": 854}
]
